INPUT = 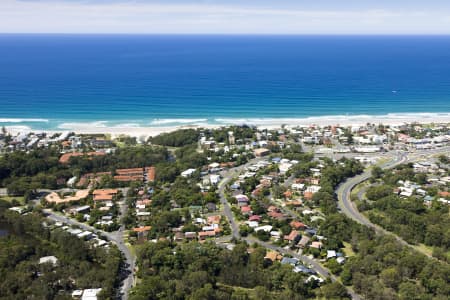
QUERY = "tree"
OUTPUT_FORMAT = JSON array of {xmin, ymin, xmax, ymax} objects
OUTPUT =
[
  {"xmin": 398, "ymin": 282, "xmax": 425, "ymax": 300},
  {"xmin": 380, "ymin": 267, "xmax": 401, "ymax": 289},
  {"xmin": 438, "ymin": 155, "xmax": 449, "ymax": 164},
  {"xmin": 371, "ymin": 166, "xmax": 383, "ymax": 179},
  {"xmin": 321, "ymin": 282, "xmax": 350, "ymax": 299},
  {"xmin": 327, "ymin": 259, "xmax": 343, "ymax": 274},
  {"xmin": 231, "ymin": 290, "xmax": 250, "ymax": 300}
]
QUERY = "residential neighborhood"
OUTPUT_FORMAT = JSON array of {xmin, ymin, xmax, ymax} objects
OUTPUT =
[{"xmin": 1, "ymin": 123, "xmax": 450, "ymax": 300}]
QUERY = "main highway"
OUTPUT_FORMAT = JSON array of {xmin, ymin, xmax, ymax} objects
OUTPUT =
[{"xmin": 337, "ymin": 146, "xmax": 450, "ymax": 258}]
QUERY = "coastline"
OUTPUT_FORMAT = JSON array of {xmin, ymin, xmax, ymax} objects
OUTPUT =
[{"xmin": 3, "ymin": 112, "xmax": 450, "ymax": 137}]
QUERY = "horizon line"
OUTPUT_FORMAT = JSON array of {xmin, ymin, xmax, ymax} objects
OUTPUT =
[{"xmin": 1, "ymin": 33, "xmax": 450, "ymax": 37}]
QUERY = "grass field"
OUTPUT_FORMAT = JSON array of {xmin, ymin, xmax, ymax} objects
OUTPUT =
[
  {"xmin": 342, "ymin": 242, "xmax": 355, "ymax": 257},
  {"xmin": 0, "ymin": 195, "xmax": 25, "ymax": 205}
]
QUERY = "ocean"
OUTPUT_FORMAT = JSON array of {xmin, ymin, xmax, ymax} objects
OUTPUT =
[{"xmin": 1, "ymin": 34, "xmax": 450, "ymax": 131}]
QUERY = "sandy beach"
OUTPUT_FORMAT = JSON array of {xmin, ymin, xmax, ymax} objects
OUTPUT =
[{"xmin": 4, "ymin": 113, "xmax": 450, "ymax": 138}]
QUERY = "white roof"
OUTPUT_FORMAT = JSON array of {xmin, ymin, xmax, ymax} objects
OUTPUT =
[
  {"xmin": 77, "ymin": 231, "xmax": 92, "ymax": 238},
  {"xmin": 67, "ymin": 228, "xmax": 83, "ymax": 235},
  {"xmin": 181, "ymin": 168, "xmax": 197, "ymax": 177},
  {"xmin": 39, "ymin": 256, "xmax": 58, "ymax": 265},
  {"xmin": 72, "ymin": 290, "xmax": 83, "ymax": 297},
  {"xmin": 246, "ymin": 221, "xmax": 259, "ymax": 228},
  {"xmin": 81, "ymin": 288, "xmax": 102, "ymax": 300},
  {"xmin": 336, "ymin": 257, "xmax": 346, "ymax": 264},
  {"xmin": 254, "ymin": 225, "xmax": 273, "ymax": 232},
  {"xmin": 306, "ymin": 275, "xmax": 324, "ymax": 284},
  {"xmin": 327, "ymin": 250, "xmax": 337, "ymax": 259}
]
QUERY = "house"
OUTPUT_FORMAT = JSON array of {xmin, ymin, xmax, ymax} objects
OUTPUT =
[
  {"xmin": 291, "ymin": 183, "xmax": 305, "ymax": 191},
  {"xmin": 336, "ymin": 257, "xmax": 346, "ymax": 264},
  {"xmin": 305, "ymin": 275, "xmax": 324, "ymax": 284},
  {"xmin": 294, "ymin": 265, "xmax": 315, "ymax": 274},
  {"xmin": 185, "ymin": 232, "xmax": 197, "ymax": 240},
  {"xmin": 181, "ymin": 168, "xmax": 197, "ymax": 177},
  {"xmin": 267, "ymin": 211, "xmax": 285, "ymax": 220},
  {"xmin": 267, "ymin": 205, "xmax": 278, "ymax": 212},
  {"xmin": 284, "ymin": 230, "xmax": 300, "ymax": 242},
  {"xmin": 198, "ymin": 230, "xmax": 218, "ymax": 240},
  {"xmin": 305, "ymin": 185, "xmax": 321, "ymax": 194},
  {"xmin": 67, "ymin": 228, "xmax": 83, "ymax": 236},
  {"xmin": 207, "ymin": 215, "xmax": 221, "ymax": 224},
  {"xmin": 146, "ymin": 166, "xmax": 156, "ymax": 182},
  {"xmin": 67, "ymin": 205, "xmax": 91, "ymax": 216},
  {"xmin": 114, "ymin": 168, "xmax": 144, "ymax": 182},
  {"xmin": 174, "ymin": 232, "xmax": 185, "ymax": 242},
  {"xmin": 254, "ymin": 148, "xmax": 270, "ymax": 157},
  {"xmin": 81, "ymin": 288, "xmax": 102, "ymax": 300},
  {"xmin": 206, "ymin": 202, "xmax": 217, "ymax": 212},
  {"xmin": 59, "ymin": 151, "xmax": 105, "ymax": 164},
  {"xmin": 327, "ymin": 250, "xmax": 337, "ymax": 259},
  {"xmin": 279, "ymin": 163, "xmax": 293, "ymax": 174},
  {"xmin": 236, "ymin": 194, "xmax": 249, "ymax": 206},
  {"xmin": 133, "ymin": 226, "xmax": 152, "ymax": 233},
  {"xmin": 286, "ymin": 199, "xmax": 303, "ymax": 207},
  {"xmin": 305, "ymin": 228, "xmax": 317, "ymax": 236},
  {"xmin": 39, "ymin": 256, "xmax": 58, "ymax": 266},
  {"xmin": 290, "ymin": 220, "xmax": 306, "ymax": 230},
  {"xmin": 298, "ymin": 235, "xmax": 310, "ymax": 248},
  {"xmin": 77, "ymin": 231, "xmax": 93, "ymax": 240},
  {"xmin": 136, "ymin": 211, "xmax": 151, "ymax": 221},
  {"xmin": 133, "ymin": 226, "xmax": 152, "ymax": 241},
  {"xmin": 283, "ymin": 190, "xmax": 293, "ymax": 199},
  {"xmin": 264, "ymin": 251, "xmax": 282, "ymax": 262},
  {"xmin": 246, "ymin": 221, "xmax": 259, "ymax": 228},
  {"xmin": 230, "ymin": 183, "xmax": 240, "ymax": 190},
  {"xmin": 241, "ymin": 206, "xmax": 252, "ymax": 214},
  {"xmin": 93, "ymin": 189, "xmax": 118, "ymax": 202},
  {"xmin": 72, "ymin": 290, "xmax": 83, "ymax": 298},
  {"xmin": 281, "ymin": 257, "xmax": 299, "ymax": 266},
  {"xmin": 303, "ymin": 192, "xmax": 313, "ymax": 201},
  {"xmin": 310, "ymin": 241, "xmax": 322, "ymax": 249},
  {"xmin": 209, "ymin": 174, "xmax": 221, "ymax": 185},
  {"xmin": 248, "ymin": 215, "xmax": 261, "ymax": 222},
  {"xmin": 439, "ymin": 191, "xmax": 450, "ymax": 198},
  {"xmin": 255, "ymin": 225, "xmax": 273, "ymax": 232}
]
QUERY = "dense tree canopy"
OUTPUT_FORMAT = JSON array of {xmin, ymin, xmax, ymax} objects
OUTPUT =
[{"xmin": 0, "ymin": 201, "xmax": 123, "ymax": 300}]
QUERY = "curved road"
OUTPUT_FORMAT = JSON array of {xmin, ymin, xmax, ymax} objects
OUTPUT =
[
  {"xmin": 43, "ymin": 190, "xmax": 135, "ymax": 300},
  {"xmin": 337, "ymin": 147, "xmax": 450, "ymax": 258}
]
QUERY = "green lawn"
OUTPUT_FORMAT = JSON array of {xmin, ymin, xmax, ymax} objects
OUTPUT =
[
  {"xmin": 342, "ymin": 242, "xmax": 355, "ymax": 257},
  {"xmin": 0, "ymin": 196, "xmax": 25, "ymax": 205}
]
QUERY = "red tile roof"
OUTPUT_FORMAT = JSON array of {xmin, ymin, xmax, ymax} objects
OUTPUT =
[
  {"xmin": 290, "ymin": 221, "xmax": 306, "ymax": 229},
  {"xmin": 284, "ymin": 230, "xmax": 299, "ymax": 241},
  {"xmin": 59, "ymin": 151, "xmax": 105, "ymax": 164},
  {"xmin": 146, "ymin": 166, "xmax": 156, "ymax": 182},
  {"xmin": 133, "ymin": 226, "xmax": 152, "ymax": 233}
]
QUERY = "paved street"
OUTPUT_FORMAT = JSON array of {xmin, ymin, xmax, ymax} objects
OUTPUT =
[
  {"xmin": 337, "ymin": 146, "xmax": 450, "ymax": 258},
  {"xmin": 43, "ymin": 188, "xmax": 135, "ymax": 300},
  {"xmin": 217, "ymin": 158, "xmax": 362, "ymax": 299}
]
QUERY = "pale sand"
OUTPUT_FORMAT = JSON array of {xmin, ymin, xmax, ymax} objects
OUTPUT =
[
  {"xmin": 45, "ymin": 190, "xmax": 89, "ymax": 204},
  {"xmin": 5, "ymin": 113, "xmax": 450, "ymax": 138}
]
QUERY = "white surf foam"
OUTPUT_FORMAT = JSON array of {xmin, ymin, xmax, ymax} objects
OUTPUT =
[
  {"xmin": 214, "ymin": 112, "xmax": 450, "ymax": 127},
  {"xmin": 0, "ymin": 118, "xmax": 49, "ymax": 123},
  {"xmin": 150, "ymin": 118, "xmax": 208, "ymax": 125},
  {"xmin": 57, "ymin": 121, "xmax": 108, "ymax": 130}
]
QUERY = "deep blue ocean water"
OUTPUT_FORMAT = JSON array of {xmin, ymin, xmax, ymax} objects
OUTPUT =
[{"xmin": 0, "ymin": 35, "xmax": 450, "ymax": 130}]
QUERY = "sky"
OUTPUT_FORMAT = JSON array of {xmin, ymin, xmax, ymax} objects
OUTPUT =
[{"xmin": 1, "ymin": 0, "xmax": 450, "ymax": 34}]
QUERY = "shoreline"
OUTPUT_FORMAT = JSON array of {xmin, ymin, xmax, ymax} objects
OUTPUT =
[{"xmin": 3, "ymin": 113, "xmax": 450, "ymax": 137}]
